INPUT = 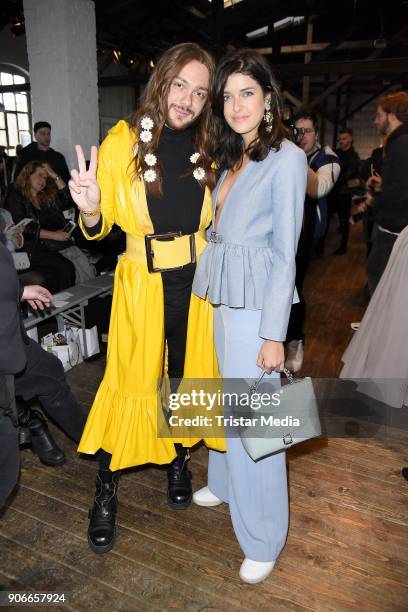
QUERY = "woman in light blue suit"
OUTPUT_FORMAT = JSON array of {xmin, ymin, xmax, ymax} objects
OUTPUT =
[{"xmin": 192, "ymin": 49, "xmax": 307, "ymax": 584}]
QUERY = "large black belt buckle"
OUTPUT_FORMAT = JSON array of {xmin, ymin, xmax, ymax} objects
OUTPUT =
[{"xmin": 144, "ymin": 231, "xmax": 197, "ymax": 273}]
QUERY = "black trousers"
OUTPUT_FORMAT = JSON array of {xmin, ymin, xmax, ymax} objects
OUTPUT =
[
  {"xmin": 99, "ymin": 279, "xmax": 192, "ymax": 471},
  {"xmin": 333, "ymin": 193, "xmax": 352, "ymax": 249},
  {"xmin": 0, "ymin": 410, "xmax": 19, "ymax": 509},
  {"xmin": 14, "ymin": 338, "xmax": 87, "ymax": 442},
  {"xmin": 366, "ymin": 227, "xmax": 398, "ymax": 297},
  {"xmin": 0, "ymin": 376, "xmax": 19, "ymax": 509},
  {"xmin": 286, "ymin": 204, "xmax": 316, "ymax": 342},
  {"xmin": 29, "ymin": 250, "xmax": 75, "ymax": 294}
]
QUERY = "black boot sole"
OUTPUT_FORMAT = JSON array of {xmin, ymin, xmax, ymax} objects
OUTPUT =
[
  {"xmin": 87, "ymin": 527, "xmax": 116, "ymax": 554},
  {"xmin": 167, "ymin": 492, "xmax": 192, "ymax": 509}
]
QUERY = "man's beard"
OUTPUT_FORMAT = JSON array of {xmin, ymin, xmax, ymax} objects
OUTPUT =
[
  {"xmin": 380, "ymin": 118, "xmax": 390, "ymax": 136},
  {"xmin": 166, "ymin": 104, "xmax": 196, "ymax": 130}
]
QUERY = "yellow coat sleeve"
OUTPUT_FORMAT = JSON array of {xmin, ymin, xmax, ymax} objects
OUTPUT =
[{"xmin": 79, "ymin": 120, "xmax": 134, "ymax": 240}]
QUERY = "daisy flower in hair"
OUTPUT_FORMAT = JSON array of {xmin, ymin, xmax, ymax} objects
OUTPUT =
[
  {"xmin": 144, "ymin": 153, "xmax": 157, "ymax": 167},
  {"xmin": 140, "ymin": 130, "xmax": 153, "ymax": 144},
  {"xmin": 193, "ymin": 167, "xmax": 205, "ymax": 181},
  {"xmin": 143, "ymin": 169, "xmax": 157, "ymax": 183},
  {"xmin": 140, "ymin": 116, "xmax": 154, "ymax": 130}
]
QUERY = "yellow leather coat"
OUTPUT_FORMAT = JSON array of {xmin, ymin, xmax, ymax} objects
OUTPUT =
[{"xmin": 78, "ymin": 120, "xmax": 225, "ymax": 470}]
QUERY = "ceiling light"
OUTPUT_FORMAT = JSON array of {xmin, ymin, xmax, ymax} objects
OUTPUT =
[
  {"xmin": 273, "ymin": 16, "xmax": 304, "ymax": 32},
  {"xmin": 246, "ymin": 25, "xmax": 268, "ymax": 40},
  {"xmin": 208, "ymin": 0, "xmax": 244, "ymax": 7}
]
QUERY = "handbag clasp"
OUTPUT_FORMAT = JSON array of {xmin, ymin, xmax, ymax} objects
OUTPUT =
[{"xmin": 283, "ymin": 433, "xmax": 293, "ymax": 445}]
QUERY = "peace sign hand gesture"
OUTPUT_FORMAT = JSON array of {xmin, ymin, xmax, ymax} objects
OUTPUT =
[{"xmin": 68, "ymin": 145, "xmax": 100, "ymax": 214}]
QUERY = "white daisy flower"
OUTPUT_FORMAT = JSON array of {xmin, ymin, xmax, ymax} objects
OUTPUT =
[
  {"xmin": 190, "ymin": 152, "xmax": 200, "ymax": 164},
  {"xmin": 140, "ymin": 130, "xmax": 153, "ymax": 143},
  {"xmin": 143, "ymin": 169, "xmax": 157, "ymax": 183},
  {"xmin": 144, "ymin": 153, "xmax": 157, "ymax": 167},
  {"xmin": 193, "ymin": 167, "xmax": 205, "ymax": 181},
  {"xmin": 140, "ymin": 116, "xmax": 154, "ymax": 130}
]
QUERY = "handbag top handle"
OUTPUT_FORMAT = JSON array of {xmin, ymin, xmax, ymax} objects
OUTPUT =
[{"xmin": 248, "ymin": 368, "xmax": 295, "ymax": 396}]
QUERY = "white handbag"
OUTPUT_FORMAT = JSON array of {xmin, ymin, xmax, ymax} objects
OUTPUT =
[{"xmin": 240, "ymin": 369, "xmax": 322, "ymax": 461}]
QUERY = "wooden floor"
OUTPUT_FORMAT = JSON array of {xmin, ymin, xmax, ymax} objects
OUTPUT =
[{"xmin": 1, "ymin": 223, "xmax": 407, "ymax": 611}]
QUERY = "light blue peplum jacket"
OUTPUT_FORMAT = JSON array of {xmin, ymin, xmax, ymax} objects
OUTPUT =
[{"xmin": 193, "ymin": 139, "xmax": 308, "ymax": 342}]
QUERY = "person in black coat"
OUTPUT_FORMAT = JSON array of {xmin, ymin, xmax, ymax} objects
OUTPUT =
[
  {"xmin": 13, "ymin": 122, "xmax": 70, "ymax": 184},
  {"xmin": 0, "ymin": 240, "xmax": 87, "ymax": 509},
  {"xmin": 330, "ymin": 127, "xmax": 361, "ymax": 255},
  {"xmin": 365, "ymin": 92, "xmax": 408, "ymax": 295}
]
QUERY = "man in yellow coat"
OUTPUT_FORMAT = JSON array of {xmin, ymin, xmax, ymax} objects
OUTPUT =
[{"xmin": 69, "ymin": 43, "xmax": 224, "ymax": 554}]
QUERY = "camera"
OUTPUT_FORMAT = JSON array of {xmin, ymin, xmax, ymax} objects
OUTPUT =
[{"xmin": 291, "ymin": 126, "xmax": 305, "ymax": 142}]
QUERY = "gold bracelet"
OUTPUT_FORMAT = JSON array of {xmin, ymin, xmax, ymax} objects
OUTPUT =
[{"xmin": 81, "ymin": 208, "xmax": 101, "ymax": 217}]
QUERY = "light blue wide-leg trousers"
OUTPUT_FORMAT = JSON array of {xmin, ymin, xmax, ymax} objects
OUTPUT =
[{"xmin": 208, "ymin": 305, "xmax": 289, "ymax": 562}]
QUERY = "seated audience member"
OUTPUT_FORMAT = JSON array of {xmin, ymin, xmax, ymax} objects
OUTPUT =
[
  {"xmin": 0, "ymin": 202, "xmax": 48, "ymax": 288},
  {"xmin": 13, "ymin": 121, "xmax": 70, "ymax": 183},
  {"xmin": 0, "ymin": 206, "xmax": 24, "ymax": 251},
  {"xmin": 6, "ymin": 161, "xmax": 95, "ymax": 292},
  {"xmin": 0, "ymin": 239, "xmax": 87, "ymax": 508}
]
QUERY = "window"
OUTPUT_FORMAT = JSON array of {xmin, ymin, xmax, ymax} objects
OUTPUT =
[{"xmin": 0, "ymin": 71, "xmax": 31, "ymax": 155}]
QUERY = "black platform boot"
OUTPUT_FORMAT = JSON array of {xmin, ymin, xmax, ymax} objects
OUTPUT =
[
  {"xmin": 17, "ymin": 401, "xmax": 66, "ymax": 467},
  {"xmin": 88, "ymin": 470, "xmax": 119, "ymax": 554},
  {"xmin": 167, "ymin": 445, "xmax": 192, "ymax": 509}
]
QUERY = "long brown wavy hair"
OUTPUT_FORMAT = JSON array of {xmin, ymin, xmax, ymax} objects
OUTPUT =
[
  {"xmin": 15, "ymin": 160, "xmax": 57, "ymax": 207},
  {"xmin": 130, "ymin": 42, "xmax": 216, "ymax": 196},
  {"xmin": 210, "ymin": 49, "xmax": 289, "ymax": 170}
]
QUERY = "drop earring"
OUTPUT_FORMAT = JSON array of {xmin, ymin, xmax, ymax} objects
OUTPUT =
[{"xmin": 264, "ymin": 99, "xmax": 273, "ymax": 133}]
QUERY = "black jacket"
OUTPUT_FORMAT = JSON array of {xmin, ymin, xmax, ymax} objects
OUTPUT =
[
  {"xmin": 373, "ymin": 124, "xmax": 408, "ymax": 233},
  {"xmin": 0, "ymin": 241, "xmax": 26, "ymax": 377},
  {"xmin": 13, "ymin": 142, "xmax": 70, "ymax": 183},
  {"xmin": 332, "ymin": 146, "xmax": 360, "ymax": 196},
  {"xmin": 5, "ymin": 185, "xmax": 73, "ymax": 253}
]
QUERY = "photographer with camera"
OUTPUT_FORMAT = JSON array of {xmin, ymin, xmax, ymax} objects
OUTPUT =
[{"xmin": 285, "ymin": 110, "xmax": 340, "ymax": 372}]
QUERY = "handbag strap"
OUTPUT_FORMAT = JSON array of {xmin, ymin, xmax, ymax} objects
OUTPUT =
[{"xmin": 249, "ymin": 368, "xmax": 295, "ymax": 395}]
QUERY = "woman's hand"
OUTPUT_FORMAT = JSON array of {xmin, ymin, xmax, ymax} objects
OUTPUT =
[
  {"xmin": 22, "ymin": 285, "xmax": 53, "ymax": 311},
  {"xmin": 42, "ymin": 163, "xmax": 66, "ymax": 188},
  {"xmin": 256, "ymin": 340, "xmax": 285, "ymax": 374},
  {"xmin": 42, "ymin": 163, "xmax": 57, "ymax": 179},
  {"xmin": 12, "ymin": 229, "xmax": 24, "ymax": 248},
  {"xmin": 69, "ymin": 145, "xmax": 100, "ymax": 213}
]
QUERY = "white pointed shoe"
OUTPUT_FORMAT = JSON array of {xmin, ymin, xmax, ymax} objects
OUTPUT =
[
  {"xmin": 239, "ymin": 558, "xmax": 275, "ymax": 584},
  {"xmin": 193, "ymin": 486, "xmax": 223, "ymax": 507}
]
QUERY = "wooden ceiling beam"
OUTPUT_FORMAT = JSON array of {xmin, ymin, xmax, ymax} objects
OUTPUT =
[
  {"xmin": 257, "ymin": 38, "xmax": 408, "ymax": 55},
  {"xmin": 277, "ymin": 57, "xmax": 408, "ymax": 77}
]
